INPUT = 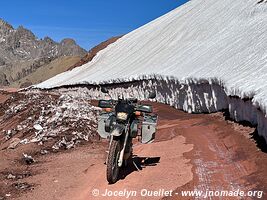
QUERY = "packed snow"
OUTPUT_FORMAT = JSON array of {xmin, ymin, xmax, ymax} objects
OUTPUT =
[
  {"xmin": 1, "ymin": 91, "xmax": 99, "ymax": 151},
  {"xmin": 35, "ymin": 0, "xmax": 267, "ymax": 140}
]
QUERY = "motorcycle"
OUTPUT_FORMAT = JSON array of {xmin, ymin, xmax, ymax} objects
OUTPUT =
[{"xmin": 97, "ymin": 87, "xmax": 158, "ymax": 184}]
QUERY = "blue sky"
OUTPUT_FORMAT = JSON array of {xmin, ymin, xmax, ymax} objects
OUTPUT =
[{"xmin": 1, "ymin": 0, "xmax": 188, "ymax": 50}]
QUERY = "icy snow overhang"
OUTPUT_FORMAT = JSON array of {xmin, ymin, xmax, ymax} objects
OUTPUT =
[{"xmin": 35, "ymin": 0, "xmax": 267, "ymax": 110}]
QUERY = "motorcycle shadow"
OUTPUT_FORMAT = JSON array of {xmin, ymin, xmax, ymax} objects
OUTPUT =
[{"xmin": 119, "ymin": 156, "xmax": 161, "ymax": 180}]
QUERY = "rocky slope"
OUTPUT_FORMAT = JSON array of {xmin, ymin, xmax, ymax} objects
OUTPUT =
[
  {"xmin": 0, "ymin": 19, "xmax": 87, "ymax": 86},
  {"xmin": 10, "ymin": 34, "xmax": 122, "ymax": 88},
  {"xmin": 9, "ymin": 36, "xmax": 122, "ymax": 88},
  {"xmin": 10, "ymin": 56, "xmax": 82, "ymax": 88}
]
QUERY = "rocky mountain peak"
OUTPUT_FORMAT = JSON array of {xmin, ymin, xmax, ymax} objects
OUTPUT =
[
  {"xmin": 43, "ymin": 36, "xmax": 56, "ymax": 45},
  {"xmin": 0, "ymin": 18, "xmax": 14, "ymax": 30},
  {"xmin": 60, "ymin": 38, "xmax": 76, "ymax": 46},
  {"xmin": 0, "ymin": 19, "xmax": 86, "ymax": 63},
  {"xmin": 16, "ymin": 26, "xmax": 36, "ymax": 40},
  {"xmin": 0, "ymin": 19, "xmax": 87, "ymax": 86},
  {"xmin": 43, "ymin": 36, "xmax": 55, "ymax": 42}
]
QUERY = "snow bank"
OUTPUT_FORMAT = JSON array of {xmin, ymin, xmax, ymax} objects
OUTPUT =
[
  {"xmin": 36, "ymin": 0, "xmax": 267, "ymax": 108},
  {"xmin": 52, "ymin": 77, "xmax": 267, "ymax": 143},
  {"xmin": 36, "ymin": 0, "xmax": 267, "ymax": 101},
  {"xmin": 35, "ymin": 0, "xmax": 267, "ymax": 141}
]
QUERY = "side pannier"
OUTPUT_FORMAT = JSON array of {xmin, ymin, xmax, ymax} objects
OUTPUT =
[
  {"xmin": 98, "ymin": 112, "xmax": 115, "ymax": 138},
  {"xmin": 141, "ymin": 113, "xmax": 158, "ymax": 144}
]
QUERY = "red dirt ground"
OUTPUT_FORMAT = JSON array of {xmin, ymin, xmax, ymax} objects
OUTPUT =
[{"xmin": 1, "ymin": 93, "xmax": 267, "ymax": 200}]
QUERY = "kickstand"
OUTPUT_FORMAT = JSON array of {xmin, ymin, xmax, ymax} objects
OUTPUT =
[{"xmin": 132, "ymin": 160, "xmax": 141, "ymax": 171}]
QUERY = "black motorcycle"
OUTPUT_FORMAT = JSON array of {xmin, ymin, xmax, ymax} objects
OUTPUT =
[{"xmin": 97, "ymin": 88, "xmax": 158, "ymax": 184}]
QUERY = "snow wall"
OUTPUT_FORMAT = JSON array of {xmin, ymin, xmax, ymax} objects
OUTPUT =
[{"xmin": 45, "ymin": 77, "xmax": 267, "ymax": 143}]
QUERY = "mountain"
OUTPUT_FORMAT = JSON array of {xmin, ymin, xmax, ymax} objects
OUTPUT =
[
  {"xmin": 0, "ymin": 19, "xmax": 87, "ymax": 86},
  {"xmin": 11, "ymin": 56, "xmax": 83, "ymax": 88},
  {"xmin": 9, "ymin": 36, "xmax": 121, "ymax": 88}
]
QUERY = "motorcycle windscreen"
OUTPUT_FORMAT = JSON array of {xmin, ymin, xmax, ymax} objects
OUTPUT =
[
  {"xmin": 141, "ymin": 114, "xmax": 158, "ymax": 144},
  {"xmin": 97, "ymin": 112, "xmax": 113, "ymax": 138}
]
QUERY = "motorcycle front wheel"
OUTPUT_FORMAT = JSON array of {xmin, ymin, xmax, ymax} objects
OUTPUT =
[{"xmin": 107, "ymin": 139, "xmax": 121, "ymax": 184}]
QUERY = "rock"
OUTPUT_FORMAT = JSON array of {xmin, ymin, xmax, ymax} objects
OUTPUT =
[
  {"xmin": 33, "ymin": 124, "xmax": 43, "ymax": 131},
  {"xmin": 17, "ymin": 125, "xmax": 23, "ymax": 131},
  {"xmin": 16, "ymin": 171, "xmax": 31, "ymax": 179},
  {"xmin": 66, "ymin": 141, "xmax": 75, "ymax": 149},
  {"xmin": 40, "ymin": 150, "xmax": 48, "ymax": 155},
  {"xmin": 20, "ymin": 138, "xmax": 29, "ymax": 144},
  {"xmin": 8, "ymin": 138, "xmax": 21, "ymax": 149},
  {"xmin": 13, "ymin": 182, "xmax": 32, "ymax": 190},
  {"xmin": 7, "ymin": 174, "xmax": 16, "ymax": 179},
  {"xmin": 22, "ymin": 153, "xmax": 35, "ymax": 165}
]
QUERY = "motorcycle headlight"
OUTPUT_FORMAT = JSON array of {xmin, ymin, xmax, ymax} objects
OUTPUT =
[{"xmin": 117, "ymin": 112, "xmax": 128, "ymax": 120}]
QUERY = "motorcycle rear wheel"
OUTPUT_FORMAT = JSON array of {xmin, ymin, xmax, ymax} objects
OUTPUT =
[{"xmin": 107, "ymin": 139, "xmax": 121, "ymax": 184}]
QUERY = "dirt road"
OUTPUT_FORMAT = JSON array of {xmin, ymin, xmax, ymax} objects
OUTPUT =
[{"xmin": 1, "ymin": 95, "xmax": 267, "ymax": 200}]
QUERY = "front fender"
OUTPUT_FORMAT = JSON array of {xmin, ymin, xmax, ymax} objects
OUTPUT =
[{"xmin": 111, "ymin": 124, "xmax": 125, "ymax": 137}]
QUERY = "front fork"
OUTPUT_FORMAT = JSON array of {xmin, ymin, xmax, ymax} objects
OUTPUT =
[
  {"xmin": 118, "ymin": 128, "xmax": 129, "ymax": 167},
  {"xmin": 107, "ymin": 124, "xmax": 130, "ymax": 167}
]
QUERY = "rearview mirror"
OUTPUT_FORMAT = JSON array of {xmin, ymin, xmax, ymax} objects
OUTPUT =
[
  {"xmin": 98, "ymin": 100, "xmax": 113, "ymax": 108},
  {"xmin": 136, "ymin": 104, "xmax": 153, "ymax": 113},
  {"xmin": 101, "ymin": 87, "xmax": 109, "ymax": 93},
  {"xmin": 148, "ymin": 91, "xmax": 156, "ymax": 99}
]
